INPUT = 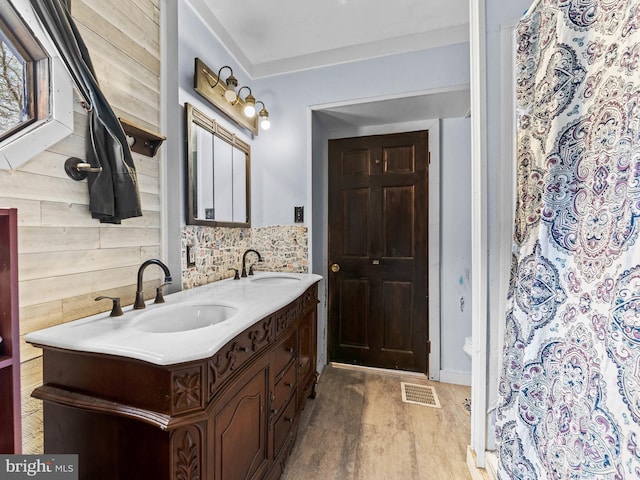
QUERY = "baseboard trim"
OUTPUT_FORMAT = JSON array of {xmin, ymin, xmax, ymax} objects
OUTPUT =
[
  {"xmin": 485, "ymin": 451, "xmax": 498, "ymax": 480},
  {"xmin": 467, "ymin": 446, "xmax": 490, "ymax": 480},
  {"xmin": 329, "ymin": 363, "xmax": 473, "ymax": 386},
  {"xmin": 330, "ymin": 362, "xmax": 427, "ymax": 379},
  {"xmin": 439, "ymin": 369, "xmax": 471, "ymax": 386}
]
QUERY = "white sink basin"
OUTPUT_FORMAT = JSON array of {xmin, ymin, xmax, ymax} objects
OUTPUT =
[
  {"xmin": 132, "ymin": 304, "xmax": 238, "ymax": 333},
  {"xmin": 249, "ymin": 276, "xmax": 302, "ymax": 286}
]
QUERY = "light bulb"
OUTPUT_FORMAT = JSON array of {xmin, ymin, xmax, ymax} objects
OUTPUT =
[
  {"xmin": 223, "ymin": 75, "xmax": 238, "ymax": 102},
  {"xmin": 244, "ymin": 94, "xmax": 256, "ymax": 117},
  {"xmin": 258, "ymin": 106, "xmax": 270, "ymax": 130},
  {"xmin": 224, "ymin": 89, "xmax": 237, "ymax": 102}
]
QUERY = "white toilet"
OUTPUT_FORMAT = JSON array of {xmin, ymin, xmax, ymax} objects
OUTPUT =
[
  {"xmin": 463, "ymin": 337, "xmax": 472, "ymax": 413},
  {"xmin": 463, "ymin": 336, "xmax": 472, "ymax": 359}
]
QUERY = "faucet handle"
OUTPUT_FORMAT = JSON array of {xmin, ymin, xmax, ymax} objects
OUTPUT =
[
  {"xmin": 228, "ymin": 268, "xmax": 240, "ymax": 280},
  {"xmin": 95, "ymin": 296, "xmax": 123, "ymax": 317},
  {"xmin": 154, "ymin": 282, "xmax": 171, "ymax": 304}
]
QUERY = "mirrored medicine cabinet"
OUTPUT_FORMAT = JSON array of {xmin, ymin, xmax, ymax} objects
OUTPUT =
[{"xmin": 185, "ymin": 103, "xmax": 250, "ymax": 227}]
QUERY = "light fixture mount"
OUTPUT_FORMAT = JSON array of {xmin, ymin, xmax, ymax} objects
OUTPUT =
[
  {"xmin": 256, "ymin": 101, "xmax": 270, "ymax": 130},
  {"xmin": 194, "ymin": 58, "xmax": 259, "ymax": 135}
]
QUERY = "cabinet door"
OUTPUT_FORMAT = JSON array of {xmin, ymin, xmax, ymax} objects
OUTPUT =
[
  {"xmin": 273, "ymin": 361, "xmax": 296, "ymax": 416},
  {"xmin": 272, "ymin": 395, "xmax": 296, "ymax": 458},
  {"xmin": 273, "ymin": 330, "xmax": 296, "ymax": 378},
  {"xmin": 213, "ymin": 356, "xmax": 269, "ymax": 480},
  {"xmin": 298, "ymin": 309, "xmax": 316, "ymax": 397}
]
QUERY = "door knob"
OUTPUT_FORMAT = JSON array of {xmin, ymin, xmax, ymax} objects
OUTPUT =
[{"xmin": 331, "ymin": 263, "xmax": 340, "ymax": 273}]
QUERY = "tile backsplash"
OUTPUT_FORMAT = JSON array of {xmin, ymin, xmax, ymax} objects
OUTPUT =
[{"xmin": 181, "ymin": 225, "xmax": 308, "ymax": 289}]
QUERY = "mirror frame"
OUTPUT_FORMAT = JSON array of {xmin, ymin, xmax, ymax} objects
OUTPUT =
[{"xmin": 185, "ymin": 103, "xmax": 251, "ymax": 227}]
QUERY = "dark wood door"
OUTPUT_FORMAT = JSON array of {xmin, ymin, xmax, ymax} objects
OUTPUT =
[{"xmin": 328, "ymin": 131, "xmax": 429, "ymax": 373}]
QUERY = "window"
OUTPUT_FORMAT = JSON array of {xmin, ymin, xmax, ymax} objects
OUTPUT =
[
  {"xmin": 0, "ymin": 0, "xmax": 73, "ymax": 170},
  {"xmin": 0, "ymin": 36, "xmax": 30, "ymax": 138},
  {"xmin": 0, "ymin": 7, "xmax": 41, "ymax": 141},
  {"xmin": 0, "ymin": 38, "xmax": 29, "ymax": 138}
]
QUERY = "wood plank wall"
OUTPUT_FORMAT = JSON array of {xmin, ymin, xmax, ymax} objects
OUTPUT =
[{"xmin": 0, "ymin": 0, "xmax": 162, "ymax": 453}]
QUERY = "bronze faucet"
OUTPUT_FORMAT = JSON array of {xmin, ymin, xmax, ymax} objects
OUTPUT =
[
  {"xmin": 134, "ymin": 259, "xmax": 172, "ymax": 309},
  {"xmin": 241, "ymin": 249, "xmax": 262, "ymax": 277}
]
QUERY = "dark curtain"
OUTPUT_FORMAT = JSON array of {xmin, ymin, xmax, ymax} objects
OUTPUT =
[{"xmin": 30, "ymin": 0, "xmax": 142, "ymax": 223}]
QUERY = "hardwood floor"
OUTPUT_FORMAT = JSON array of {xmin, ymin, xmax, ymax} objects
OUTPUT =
[
  {"xmin": 22, "ymin": 360, "xmax": 472, "ymax": 479},
  {"xmin": 282, "ymin": 364, "xmax": 472, "ymax": 480}
]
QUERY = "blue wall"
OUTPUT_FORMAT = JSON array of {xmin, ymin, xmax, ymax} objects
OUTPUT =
[
  {"xmin": 251, "ymin": 44, "xmax": 470, "ymax": 226},
  {"xmin": 173, "ymin": 0, "xmax": 472, "ymax": 380},
  {"xmin": 176, "ymin": 0, "xmax": 469, "ymax": 226}
]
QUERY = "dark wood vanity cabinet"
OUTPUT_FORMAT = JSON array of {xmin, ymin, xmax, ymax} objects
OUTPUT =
[{"xmin": 33, "ymin": 283, "xmax": 319, "ymax": 480}]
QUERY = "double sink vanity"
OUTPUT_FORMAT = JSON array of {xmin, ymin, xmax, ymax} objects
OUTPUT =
[{"xmin": 26, "ymin": 271, "xmax": 322, "ymax": 480}]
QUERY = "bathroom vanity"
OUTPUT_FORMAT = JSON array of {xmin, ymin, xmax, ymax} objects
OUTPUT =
[{"xmin": 27, "ymin": 273, "xmax": 321, "ymax": 480}]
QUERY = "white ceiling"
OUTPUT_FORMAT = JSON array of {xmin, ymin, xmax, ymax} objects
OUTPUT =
[
  {"xmin": 193, "ymin": 0, "xmax": 469, "ymax": 78},
  {"xmin": 190, "ymin": 0, "xmax": 470, "ymax": 126}
]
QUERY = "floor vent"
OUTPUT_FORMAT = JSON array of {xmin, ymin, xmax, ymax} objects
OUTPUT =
[{"xmin": 401, "ymin": 382, "xmax": 441, "ymax": 408}]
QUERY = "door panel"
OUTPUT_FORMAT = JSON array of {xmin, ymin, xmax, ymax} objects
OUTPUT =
[
  {"xmin": 341, "ymin": 188, "xmax": 370, "ymax": 257},
  {"xmin": 382, "ymin": 281, "xmax": 413, "ymax": 352},
  {"xmin": 383, "ymin": 186, "xmax": 414, "ymax": 258},
  {"xmin": 328, "ymin": 131, "xmax": 429, "ymax": 373},
  {"xmin": 337, "ymin": 278, "xmax": 370, "ymax": 349},
  {"xmin": 384, "ymin": 145, "xmax": 415, "ymax": 173},
  {"xmin": 342, "ymin": 149, "xmax": 371, "ymax": 175}
]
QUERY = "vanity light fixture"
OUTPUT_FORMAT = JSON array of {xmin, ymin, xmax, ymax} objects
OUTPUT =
[
  {"xmin": 256, "ymin": 101, "xmax": 270, "ymax": 130},
  {"xmin": 194, "ymin": 58, "xmax": 271, "ymax": 135},
  {"xmin": 203, "ymin": 65, "xmax": 239, "ymax": 102},
  {"xmin": 236, "ymin": 86, "xmax": 256, "ymax": 117}
]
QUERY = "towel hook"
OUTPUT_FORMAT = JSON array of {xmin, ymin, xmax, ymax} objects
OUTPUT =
[{"xmin": 64, "ymin": 157, "xmax": 102, "ymax": 181}]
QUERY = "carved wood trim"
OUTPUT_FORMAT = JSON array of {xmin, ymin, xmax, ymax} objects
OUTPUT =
[
  {"xmin": 249, "ymin": 315, "xmax": 274, "ymax": 351},
  {"xmin": 275, "ymin": 300, "xmax": 295, "ymax": 334},
  {"xmin": 302, "ymin": 286, "xmax": 318, "ymax": 311},
  {"xmin": 207, "ymin": 313, "xmax": 274, "ymax": 400},
  {"xmin": 172, "ymin": 425, "xmax": 203, "ymax": 480},
  {"xmin": 274, "ymin": 286, "xmax": 317, "ymax": 336},
  {"xmin": 32, "ymin": 384, "xmax": 173, "ymax": 430},
  {"xmin": 208, "ymin": 341, "xmax": 248, "ymax": 399},
  {"xmin": 172, "ymin": 366, "xmax": 203, "ymax": 414}
]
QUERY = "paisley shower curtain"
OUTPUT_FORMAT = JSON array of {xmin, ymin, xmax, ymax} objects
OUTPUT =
[{"xmin": 497, "ymin": 0, "xmax": 640, "ymax": 478}]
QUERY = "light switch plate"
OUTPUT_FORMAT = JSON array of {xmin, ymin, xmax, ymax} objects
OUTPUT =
[{"xmin": 186, "ymin": 245, "xmax": 196, "ymax": 267}]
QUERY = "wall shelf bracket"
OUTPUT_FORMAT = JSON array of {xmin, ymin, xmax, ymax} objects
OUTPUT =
[{"xmin": 119, "ymin": 118, "xmax": 166, "ymax": 157}]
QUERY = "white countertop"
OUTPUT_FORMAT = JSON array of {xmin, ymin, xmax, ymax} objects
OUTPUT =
[{"xmin": 25, "ymin": 272, "xmax": 322, "ymax": 366}]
